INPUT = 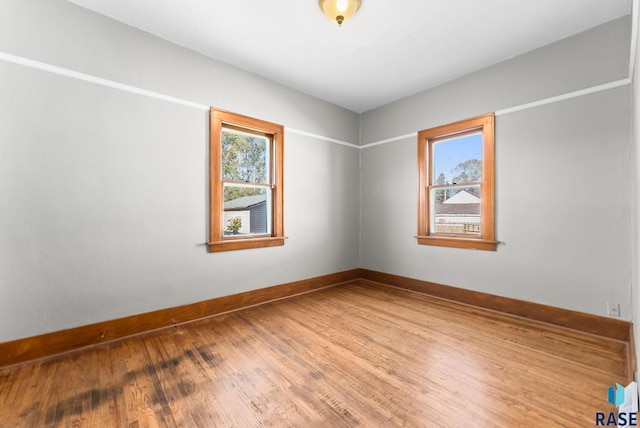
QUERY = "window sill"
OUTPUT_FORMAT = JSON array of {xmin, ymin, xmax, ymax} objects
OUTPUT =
[
  {"xmin": 208, "ymin": 236, "xmax": 286, "ymax": 253},
  {"xmin": 416, "ymin": 235, "xmax": 497, "ymax": 251}
]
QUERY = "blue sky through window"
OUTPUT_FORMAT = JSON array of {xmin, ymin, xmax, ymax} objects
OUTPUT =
[{"xmin": 433, "ymin": 133, "xmax": 482, "ymax": 183}]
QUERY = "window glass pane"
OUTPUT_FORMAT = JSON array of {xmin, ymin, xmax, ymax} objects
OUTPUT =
[
  {"xmin": 430, "ymin": 185, "xmax": 481, "ymax": 236},
  {"xmin": 221, "ymin": 129, "xmax": 269, "ymax": 184},
  {"xmin": 433, "ymin": 133, "xmax": 482, "ymax": 185},
  {"xmin": 223, "ymin": 185, "xmax": 271, "ymax": 236}
]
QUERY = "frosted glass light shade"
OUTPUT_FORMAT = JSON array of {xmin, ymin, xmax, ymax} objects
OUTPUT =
[{"xmin": 318, "ymin": 0, "xmax": 361, "ymax": 26}]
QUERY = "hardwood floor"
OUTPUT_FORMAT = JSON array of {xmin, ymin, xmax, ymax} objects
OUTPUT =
[{"xmin": 0, "ymin": 281, "xmax": 630, "ymax": 427}]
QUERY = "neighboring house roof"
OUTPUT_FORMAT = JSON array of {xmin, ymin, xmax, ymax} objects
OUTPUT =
[
  {"xmin": 224, "ymin": 194, "xmax": 266, "ymax": 210},
  {"xmin": 435, "ymin": 203, "xmax": 480, "ymax": 216},
  {"xmin": 442, "ymin": 189, "xmax": 480, "ymax": 204}
]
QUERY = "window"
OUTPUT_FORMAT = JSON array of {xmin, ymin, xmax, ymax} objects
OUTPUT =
[
  {"xmin": 208, "ymin": 108, "xmax": 285, "ymax": 252},
  {"xmin": 417, "ymin": 113, "xmax": 496, "ymax": 251}
]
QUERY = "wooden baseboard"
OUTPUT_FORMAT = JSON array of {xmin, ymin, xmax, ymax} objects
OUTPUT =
[
  {"xmin": 359, "ymin": 269, "xmax": 632, "ymax": 343},
  {"xmin": 0, "ymin": 269, "xmax": 361, "ymax": 369},
  {"xmin": 628, "ymin": 324, "xmax": 637, "ymax": 383},
  {"xmin": 2, "ymin": 267, "xmax": 634, "ymax": 375}
]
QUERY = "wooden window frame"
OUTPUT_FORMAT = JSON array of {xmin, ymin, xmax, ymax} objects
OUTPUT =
[
  {"xmin": 208, "ymin": 108, "xmax": 285, "ymax": 252},
  {"xmin": 417, "ymin": 113, "xmax": 497, "ymax": 251}
]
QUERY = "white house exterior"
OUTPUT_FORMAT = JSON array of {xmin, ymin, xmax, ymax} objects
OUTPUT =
[{"xmin": 434, "ymin": 190, "xmax": 480, "ymax": 234}]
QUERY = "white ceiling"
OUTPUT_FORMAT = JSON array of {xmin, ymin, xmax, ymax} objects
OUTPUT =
[{"xmin": 66, "ymin": 0, "xmax": 632, "ymax": 113}]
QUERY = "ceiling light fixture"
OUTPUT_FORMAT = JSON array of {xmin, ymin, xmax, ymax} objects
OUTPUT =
[{"xmin": 318, "ymin": 0, "xmax": 361, "ymax": 27}]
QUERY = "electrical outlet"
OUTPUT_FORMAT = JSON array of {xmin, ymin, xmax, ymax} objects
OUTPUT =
[{"xmin": 607, "ymin": 302, "xmax": 621, "ymax": 317}]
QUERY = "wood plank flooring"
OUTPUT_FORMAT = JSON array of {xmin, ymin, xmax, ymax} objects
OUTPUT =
[{"xmin": 0, "ymin": 281, "xmax": 631, "ymax": 427}]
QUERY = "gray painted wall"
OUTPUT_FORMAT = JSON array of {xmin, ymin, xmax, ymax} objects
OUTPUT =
[
  {"xmin": 361, "ymin": 17, "xmax": 630, "ymax": 144},
  {"xmin": 0, "ymin": 0, "xmax": 360, "ymax": 342},
  {"xmin": 0, "ymin": 0, "xmax": 360, "ymax": 144},
  {"xmin": 633, "ymin": 6, "xmax": 640, "ymax": 376},
  {"xmin": 360, "ymin": 16, "xmax": 634, "ymax": 321},
  {"xmin": 0, "ymin": 0, "xmax": 636, "ymax": 344}
]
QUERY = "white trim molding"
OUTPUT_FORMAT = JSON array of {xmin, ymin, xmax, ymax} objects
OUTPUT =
[
  {"xmin": 630, "ymin": 0, "xmax": 639, "ymax": 80},
  {"xmin": 0, "ymin": 52, "xmax": 211, "ymax": 111},
  {"xmin": 360, "ymin": 133, "xmax": 418, "ymax": 150},
  {"xmin": 0, "ymin": 36, "xmax": 635, "ymax": 151},
  {"xmin": 494, "ymin": 79, "xmax": 631, "ymax": 116},
  {"xmin": 285, "ymin": 128, "xmax": 360, "ymax": 149},
  {"xmin": 0, "ymin": 51, "xmax": 362, "ymax": 148}
]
